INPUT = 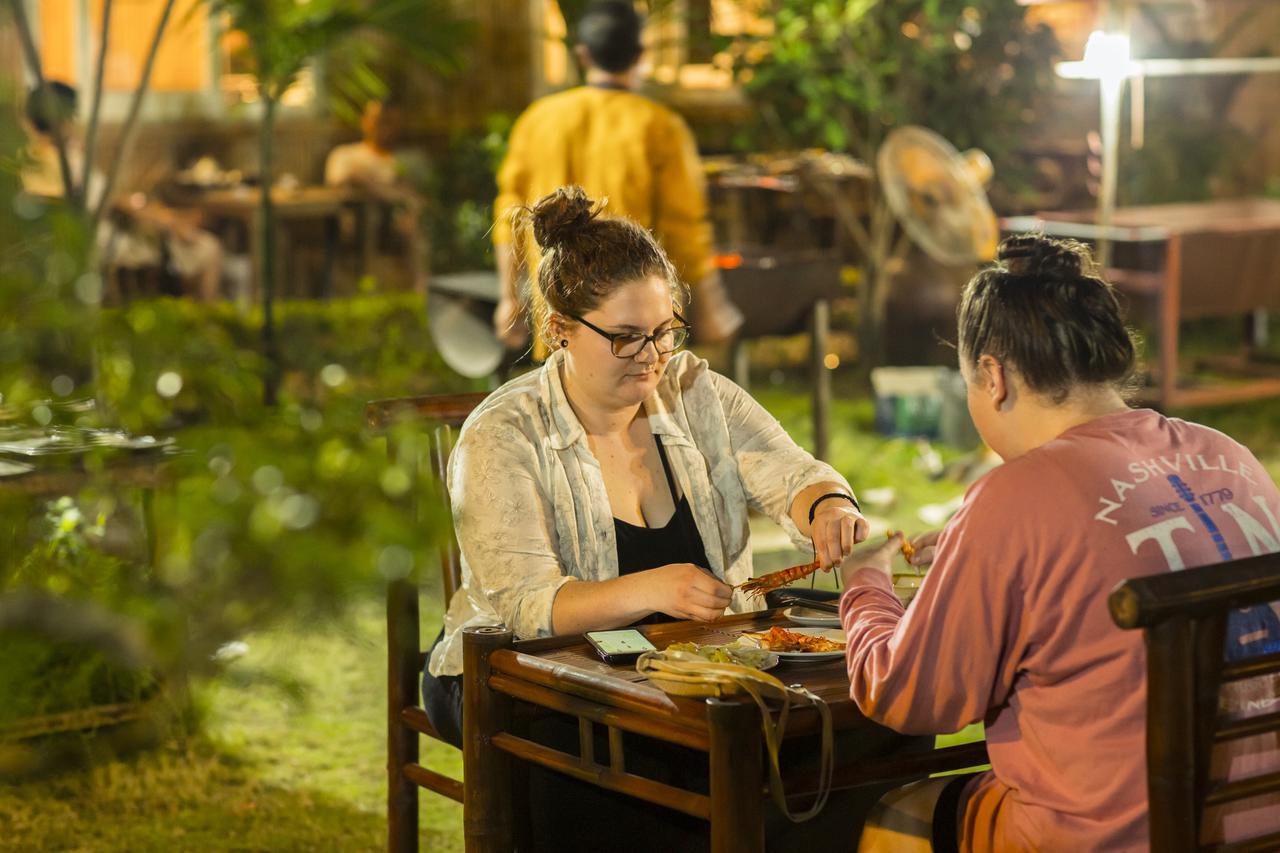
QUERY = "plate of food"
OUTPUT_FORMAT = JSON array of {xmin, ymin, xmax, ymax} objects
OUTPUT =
[
  {"xmin": 662, "ymin": 641, "xmax": 779, "ymax": 671},
  {"xmin": 783, "ymin": 605, "xmax": 840, "ymax": 628},
  {"xmin": 739, "ymin": 626, "xmax": 847, "ymax": 661},
  {"xmin": 638, "ymin": 642, "xmax": 781, "ymax": 697}
]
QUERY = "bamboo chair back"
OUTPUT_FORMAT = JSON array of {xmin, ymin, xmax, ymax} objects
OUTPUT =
[{"xmin": 1109, "ymin": 552, "xmax": 1280, "ymax": 853}]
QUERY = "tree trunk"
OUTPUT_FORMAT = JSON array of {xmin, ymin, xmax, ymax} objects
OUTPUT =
[
  {"xmin": 259, "ymin": 94, "xmax": 280, "ymax": 406},
  {"xmin": 856, "ymin": 259, "xmax": 886, "ymax": 386}
]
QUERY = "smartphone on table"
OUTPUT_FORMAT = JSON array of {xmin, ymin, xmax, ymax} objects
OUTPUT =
[{"xmin": 584, "ymin": 629, "xmax": 657, "ymax": 664}]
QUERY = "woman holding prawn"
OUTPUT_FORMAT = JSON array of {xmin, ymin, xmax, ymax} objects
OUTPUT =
[{"xmin": 423, "ymin": 185, "xmax": 867, "ymax": 747}]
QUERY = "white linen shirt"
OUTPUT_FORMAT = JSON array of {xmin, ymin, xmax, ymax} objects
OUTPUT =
[{"xmin": 428, "ymin": 349, "xmax": 851, "ymax": 676}]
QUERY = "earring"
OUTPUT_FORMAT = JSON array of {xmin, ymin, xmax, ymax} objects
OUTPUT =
[{"xmin": 560, "ymin": 339, "xmax": 569, "ymax": 348}]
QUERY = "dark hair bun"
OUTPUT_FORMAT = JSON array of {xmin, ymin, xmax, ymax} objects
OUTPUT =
[
  {"xmin": 531, "ymin": 186, "xmax": 600, "ymax": 250},
  {"xmin": 997, "ymin": 235, "xmax": 1093, "ymax": 281}
]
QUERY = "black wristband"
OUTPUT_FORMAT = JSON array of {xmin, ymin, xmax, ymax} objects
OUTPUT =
[{"xmin": 808, "ymin": 492, "xmax": 860, "ymax": 524}]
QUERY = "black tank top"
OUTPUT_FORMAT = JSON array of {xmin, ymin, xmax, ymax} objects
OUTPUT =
[{"xmin": 614, "ymin": 436, "xmax": 711, "ymax": 581}]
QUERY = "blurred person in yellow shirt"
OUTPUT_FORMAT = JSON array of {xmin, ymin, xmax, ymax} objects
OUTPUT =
[{"xmin": 492, "ymin": 0, "xmax": 742, "ymax": 355}]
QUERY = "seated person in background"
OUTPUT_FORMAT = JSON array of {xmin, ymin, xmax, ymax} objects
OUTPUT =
[
  {"xmin": 840, "ymin": 235, "xmax": 1280, "ymax": 852},
  {"xmin": 21, "ymin": 81, "xmax": 223, "ymax": 302},
  {"xmin": 324, "ymin": 97, "xmax": 425, "ymax": 293}
]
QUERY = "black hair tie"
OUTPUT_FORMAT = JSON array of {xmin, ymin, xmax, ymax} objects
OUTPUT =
[{"xmin": 808, "ymin": 492, "xmax": 860, "ymax": 525}]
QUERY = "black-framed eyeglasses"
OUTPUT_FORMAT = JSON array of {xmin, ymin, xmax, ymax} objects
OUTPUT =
[{"xmin": 571, "ymin": 313, "xmax": 692, "ymax": 358}]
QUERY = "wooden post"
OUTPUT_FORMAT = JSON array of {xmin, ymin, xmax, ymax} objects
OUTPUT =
[
  {"xmin": 387, "ymin": 578, "xmax": 421, "ymax": 853},
  {"xmin": 463, "ymin": 626, "xmax": 516, "ymax": 852},
  {"xmin": 707, "ymin": 698, "xmax": 765, "ymax": 853},
  {"xmin": 322, "ymin": 213, "xmax": 338, "ymax": 299},
  {"xmin": 1145, "ymin": 616, "xmax": 1200, "ymax": 853},
  {"xmin": 811, "ymin": 298, "xmax": 831, "ymax": 461},
  {"xmin": 1159, "ymin": 235, "xmax": 1182, "ymax": 410},
  {"xmin": 362, "ymin": 199, "xmax": 379, "ymax": 279},
  {"xmin": 430, "ymin": 424, "xmax": 460, "ymax": 604}
]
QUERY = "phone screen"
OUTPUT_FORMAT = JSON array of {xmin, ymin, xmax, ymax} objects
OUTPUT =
[{"xmin": 586, "ymin": 630, "xmax": 657, "ymax": 656}]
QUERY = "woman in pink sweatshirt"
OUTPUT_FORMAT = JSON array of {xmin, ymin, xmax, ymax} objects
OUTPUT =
[{"xmin": 843, "ymin": 235, "xmax": 1280, "ymax": 852}]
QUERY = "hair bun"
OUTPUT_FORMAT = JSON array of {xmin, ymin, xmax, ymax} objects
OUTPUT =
[
  {"xmin": 997, "ymin": 235, "xmax": 1092, "ymax": 280},
  {"xmin": 531, "ymin": 186, "xmax": 600, "ymax": 250}
]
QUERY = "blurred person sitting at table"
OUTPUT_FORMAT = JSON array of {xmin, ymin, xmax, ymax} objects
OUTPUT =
[
  {"xmin": 21, "ymin": 81, "xmax": 224, "ymax": 302},
  {"xmin": 423, "ymin": 184, "xmax": 866, "ymax": 745},
  {"xmin": 491, "ymin": 0, "xmax": 742, "ymax": 354},
  {"xmin": 837, "ymin": 235, "xmax": 1280, "ymax": 852},
  {"xmin": 324, "ymin": 96, "xmax": 427, "ymax": 293}
]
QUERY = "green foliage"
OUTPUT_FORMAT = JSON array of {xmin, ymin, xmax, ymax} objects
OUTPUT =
[
  {"xmin": 0, "ymin": 633, "xmax": 158, "ymax": 725},
  {"xmin": 0, "ymin": 288, "xmax": 475, "ymax": 739},
  {"xmin": 93, "ymin": 295, "xmax": 459, "ymax": 432},
  {"xmin": 722, "ymin": 0, "xmax": 1059, "ymax": 193},
  {"xmin": 211, "ymin": 0, "xmax": 468, "ymax": 104},
  {"xmin": 0, "ymin": 82, "xmax": 96, "ymax": 413},
  {"xmin": 423, "ymin": 114, "xmax": 512, "ymax": 273}
]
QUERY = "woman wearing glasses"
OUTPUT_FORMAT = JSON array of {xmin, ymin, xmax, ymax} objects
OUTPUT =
[{"xmin": 422, "ymin": 186, "xmax": 868, "ymax": 749}]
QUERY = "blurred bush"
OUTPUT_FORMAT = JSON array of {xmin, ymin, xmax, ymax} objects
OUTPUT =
[
  {"xmin": 1, "ymin": 293, "xmax": 476, "ymax": 749},
  {"xmin": 421, "ymin": 113, "xmax": 512, "ymax": 274},
  {"xmin": 3, "ymin": 75, "xmax": 477, "ymax": 755},
  {"xmin": 719, "ymin": 0, "xmax": 1060, "ymax": 208},
  {"xmin": 1, "ymin": 54, "xmax": 483, "ymax": 758}
]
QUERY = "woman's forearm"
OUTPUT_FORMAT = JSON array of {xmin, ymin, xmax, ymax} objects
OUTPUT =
[{"xmin": 550, "ymin": 574, "xmax": 655, "ymax": 635}]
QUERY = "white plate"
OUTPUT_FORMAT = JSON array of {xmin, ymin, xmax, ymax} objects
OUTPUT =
[
  {"xmin": 0, "ymin": 460, "xmax": 34, "ymax": 477},
  {"xmin": 740, "ymin": 627, "xmax": 847, "ymax": 662},
  {"xmin": 783, "ymin": 605, "xmax": 840, "ymax": 628}
]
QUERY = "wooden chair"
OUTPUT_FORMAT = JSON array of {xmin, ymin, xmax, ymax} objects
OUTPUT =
[
  {"xmin": 1109, "ymin": 552, "xmax": 1280, "ymax": 852},
  {"xmin": 365, "ymin": 391, "xmax": 488, "ymax": 853}
]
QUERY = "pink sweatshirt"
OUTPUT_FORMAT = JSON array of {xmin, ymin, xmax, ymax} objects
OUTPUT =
[{"xmin": 840, "ymin": 408, "xmax": 1280, "ymax": 851}]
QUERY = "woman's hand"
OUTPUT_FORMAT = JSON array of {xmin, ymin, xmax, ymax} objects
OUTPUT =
[
  {"xmin": 640, "ymin": 563, "xmax": 733, "ymax": 622},
  {"xmin": 907, "ymin": 529, "xmax": 942, "ymax": 568},
  {"xmin": 838, "ymin": 532, "xmax": 904, "ymax": 588},
  {"xmin": 811, "ymin": 503, "xmax": 870, "ymax": 571}
]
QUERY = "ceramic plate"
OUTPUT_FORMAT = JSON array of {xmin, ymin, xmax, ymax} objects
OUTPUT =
[
  {"xmin": 0, "ymin": 460, "xmax": 34, "ymax": 477},
  {"xmin": 741, "ymin": 627, "xmax": 847, "ymax": 662},
  {"xmin": 783, "ymin": 605, "xmax": 841, "ymax": 628}
]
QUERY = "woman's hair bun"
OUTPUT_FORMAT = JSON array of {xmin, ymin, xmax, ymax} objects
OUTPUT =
[
  {"xmin": 997, "ymin": 234, "xmax": 1093, "ymax": 281},
  {"xmin": 530, "ymin": 185, "xmax": 600, "ymax": 250}
]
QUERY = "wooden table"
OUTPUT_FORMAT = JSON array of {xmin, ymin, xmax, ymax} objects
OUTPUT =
[
  {"xmin": 172, "ymin": 185, "xmax": 352, "ymax": 300},
  {"xmin": 461, "ymin": 611, "xmax": 987, "ymax": 852},
  {"xmin": 0, "ymin": 447, "xmax": 173, "ymax": 567},
  {"xmin": 1004, "ymin": 198, "xmax": 1280, "ymax": 409}
]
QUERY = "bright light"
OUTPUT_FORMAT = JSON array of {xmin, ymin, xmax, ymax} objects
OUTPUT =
[{"xmin": 1056, "ymin": 30, "xmax": 1137, "ymax": 81}]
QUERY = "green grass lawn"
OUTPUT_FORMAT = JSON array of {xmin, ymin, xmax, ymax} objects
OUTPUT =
[{"xmin": 4, "ymin": 386, "xmax": 1279, "ymax": 851}]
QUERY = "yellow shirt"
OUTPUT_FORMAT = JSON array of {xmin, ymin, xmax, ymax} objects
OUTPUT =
[{"xmin": 493, "ymin": 86, "xmax": 714, "ymax": 291}]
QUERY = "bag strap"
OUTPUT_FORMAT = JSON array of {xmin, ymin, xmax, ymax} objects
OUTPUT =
[{"xmin": 636, "ymin": 654, "xmax": 834, "ymax": 821}]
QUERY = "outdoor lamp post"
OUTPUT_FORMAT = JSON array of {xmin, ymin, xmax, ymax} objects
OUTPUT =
[
  {"xmin": 1056, "ymin": 30, "xmax": 1138, "ymax": 268},
  {"xmin": 1056, "ymin": 29, "xmax": 1280, "ymax": 268}
]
